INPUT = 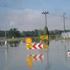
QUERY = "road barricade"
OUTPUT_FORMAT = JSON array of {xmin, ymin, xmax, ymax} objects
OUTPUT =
[
  {"xmin": 25, "ymin": 37, "xmax": 32, "ymax": 49},
  {"xmin": 26, "ymin": 42, "xmax": 49, "ymax": 50},
  {"xmin": 40, "ymin": 34, "xmax": 49, "ymax": 41},
  {"xmin": 25, "ymin": 37, "xmax": 49, "ymax": 50}
]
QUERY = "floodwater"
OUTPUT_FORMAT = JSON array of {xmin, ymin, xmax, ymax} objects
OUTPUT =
[{"xmin": 0, "ymin": 40, "xmax": 70, "ymax": 70}]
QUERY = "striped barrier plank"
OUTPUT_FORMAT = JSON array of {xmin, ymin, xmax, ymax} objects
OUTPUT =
[
  {"xmin": 26, "ymin": 42, "xmax": 49, "ymax": 49},
  {"xmin": 26, "ymin": 42, "xmax": 43, "ymax": 49},
  {"xmin": 32, "ymin": 42, "xmax": 43, "ymax": 49}
]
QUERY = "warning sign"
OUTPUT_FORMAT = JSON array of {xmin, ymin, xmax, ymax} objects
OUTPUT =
[
  {"xmin": 43, "ymin": 44, "xmax": 49, "ymax": 49},
  {"xmin": 25, "ymin": 37, "xmax": 32, "ymax": 44},
  {"xmin": 26, "ymin": 43, "xmax": 32, "ymax": 49},
  {"xmin": 40, "ymin": 35, "xmax": 48, "ymax": 41}
]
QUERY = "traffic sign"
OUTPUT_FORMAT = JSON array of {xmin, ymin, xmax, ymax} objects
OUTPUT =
[
  {"xmin": 26, "ymin": 43, "xmax": 32, "ymax": 49},
  {"xmin": 40, "ymin": 34, "xmax": 48, "ymax": 41},
  {"xmin": 25, "ymin": 37, "xmax": 32, "ymax": 44}
]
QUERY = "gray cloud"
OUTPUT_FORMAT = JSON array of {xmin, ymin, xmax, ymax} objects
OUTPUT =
[{"xmin": 0, "ymin": 9, "xmax": 70, "ymax": 31}]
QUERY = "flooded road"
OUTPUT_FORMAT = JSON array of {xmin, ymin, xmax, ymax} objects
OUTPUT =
[{"xmin": 0, "ymin": 40, "xmax": 70, "ymax": 70}]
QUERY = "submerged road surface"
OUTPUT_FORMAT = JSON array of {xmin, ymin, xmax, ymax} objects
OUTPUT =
[{"xmin": 0, "ymin": 40, "xmax": 70, "ymax": 70}]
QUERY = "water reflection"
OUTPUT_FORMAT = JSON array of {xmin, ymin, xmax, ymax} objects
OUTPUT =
[
  {"xmin": 26, "ymin": 54, "xmax": 33, "ymax": 68},
  {"xmin": 63, "ymin": 39, "xmax": 70, "ymax": 62},
  {"xmin": 0, "ymin": 39, "xmax": 50, "ymax": 70},
  {"xmin": 7, "ymin": 41, "xmax": 20, "ymax": 47},
  {"xmin": 0, "ymin": 41, "xmax": 5, "ymax": 46},
  {"xmin": 26, "ymin": 53, "xmax": 44, "ymax": 69},
  {"xmin": 0, "ymin": 40, "xmax": 20, "ymax": 47},
  {"xmin": 1, "ymin": 40, "xmax": 70, "ymax": 70},
  {"xmin": 25, "ymin": 40, "xmax": 50, "ymax": 69}
]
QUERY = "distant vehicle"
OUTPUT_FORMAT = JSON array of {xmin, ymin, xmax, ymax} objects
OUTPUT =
[{"xmin": 61, "ymin": 32, "xmax": 70, "ymax": 38}]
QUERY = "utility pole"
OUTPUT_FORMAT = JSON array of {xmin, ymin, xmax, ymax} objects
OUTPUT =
[
  {"xmin": 63, "ymin": 13, "xmax": 67, "ymax": 61},
  {"xmin": 63, "ymin": 13, "xmax": 66, "ymax": 32},
  {"xmin": 42, "ymin": 11, "xmax": 49, "ymax": 35},
  {"xmin": 42, "ymin": 11, "xmax": 49, "ymax": 27}
]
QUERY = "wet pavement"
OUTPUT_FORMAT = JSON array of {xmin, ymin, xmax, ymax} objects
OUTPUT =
[{"xmin": 0, "ymin": 40, "xmax": 70, "ymax": 70}]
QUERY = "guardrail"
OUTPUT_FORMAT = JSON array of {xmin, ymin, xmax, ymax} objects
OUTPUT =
[{"xmin": 0, "ymin": 37, "xmax": 24, "ymax": 42}]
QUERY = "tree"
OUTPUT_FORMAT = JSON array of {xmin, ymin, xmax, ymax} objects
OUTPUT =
[
  {"xmin": 8, "ymin": 28, "xmax": 21, "ymax": 38},
  {"xmin": 34, "ymin": 29, "xmax": 39, "ymax": 36},
  {"xmin": 44, "ymin": 26, "xmax": 49, "ymax": 34}
]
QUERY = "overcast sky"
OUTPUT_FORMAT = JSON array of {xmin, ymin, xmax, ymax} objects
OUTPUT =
[{"xmin": 0, "ymin": 0, "xmax": 70, "ymax": 31}]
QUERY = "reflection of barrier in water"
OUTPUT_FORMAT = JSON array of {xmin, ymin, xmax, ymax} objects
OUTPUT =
[
  {"xmin": 26, "ymin": 55, "xmax": 33, "ymax": 68},
  {"xmin": 26, "ymin": 53, "xmax": 44, "ymax": 68},
  {"xmin": 8, "ymin": 41, "xmax": 20, "ymax": 47},
  {"xmin": 32, "ymin": 53, "xmax": 44, "ymax": 61}
]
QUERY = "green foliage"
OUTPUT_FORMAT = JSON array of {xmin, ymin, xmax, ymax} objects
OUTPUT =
[
  {"xmin": 0, "ymin": 31, "xmax": 5, "ymax": 37},
  {"xmin": 0, "ymin": 27, "xmax": 49, "ymax": 38},
  {"xmin": 7, "ymin": 28, "xmax": 21, "ymax": 38}
]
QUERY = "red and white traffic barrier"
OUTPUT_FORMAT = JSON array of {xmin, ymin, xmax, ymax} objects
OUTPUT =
[
  {"xmin": 26, "ymin": 42, "xmax": 43, "ymax": 49},
  {"xmin": 32, "ymin": 54, "xmax": 44, "ymax": 61}
]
